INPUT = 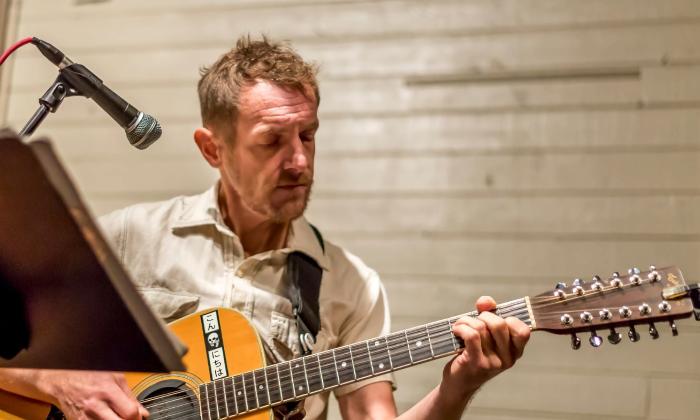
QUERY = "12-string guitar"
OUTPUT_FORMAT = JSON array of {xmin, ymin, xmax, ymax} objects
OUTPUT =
[{"xmin": 1, "ymin": 265, "xmax": 698, "ymax": 420}]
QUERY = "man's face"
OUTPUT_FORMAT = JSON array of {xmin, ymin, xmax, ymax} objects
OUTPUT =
[{"xmin": 218, "ymin": 80, "xmax": 318, "ymax": 223}]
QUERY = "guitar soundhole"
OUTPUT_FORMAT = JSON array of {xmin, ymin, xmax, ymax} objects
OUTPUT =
[{"xmin": 137, "ymin": 379, "xmax": 199, "ymax": 419}]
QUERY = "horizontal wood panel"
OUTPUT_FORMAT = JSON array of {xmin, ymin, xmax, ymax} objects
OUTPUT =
[
  {"xmin": 56, "ymin": 151, "xmax": 700, "ymax": 195},
  {"xmin": 650, "ymin": 378, "xmax": 700, "ymax": 420},
  {"xmin": 19, "ymin": 0, "xmax": 700, "ymax": 30},
  {"xmin": 306, "ymin": 196, "xmax": 700, "ymax": 235},
  {"xmin": 5, "ymin": 77, "xmax": 644, "ymax": 123},
  {"xmin": 394, "ymin": 363, "xmax": 647, "ymax": 417},
  {"xmin": 334, "ymin": 237, "xmax": 700, "ymax": 279},
  {"xmin": 10, "ymin": 23, "xmax": 700, "ymax": 88},
  {"xmin": 312, "ymin": 152, "xmax": 700, "ymax": 192},
  {"xmin": 643, "ymin": 64, "xmax": 700, "ymax": 103},
  {"xmin": 8, "ymin": 108, "xmax": 700, "ymax": 162}
]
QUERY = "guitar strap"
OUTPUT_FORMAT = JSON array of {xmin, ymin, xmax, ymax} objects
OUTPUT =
[{"xmin": 285, "ymin": 224, "xmax": 324, "ymax": 356}]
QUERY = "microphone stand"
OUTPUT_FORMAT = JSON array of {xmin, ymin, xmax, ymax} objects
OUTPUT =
[{"xmin": 18, "ymin": 73, "xmax": 79, "ymax": 138}]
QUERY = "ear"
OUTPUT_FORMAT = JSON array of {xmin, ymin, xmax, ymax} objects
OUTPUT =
[{"xmin": 194, "ymin": 127, "xmax": 222, "ymax": 168}]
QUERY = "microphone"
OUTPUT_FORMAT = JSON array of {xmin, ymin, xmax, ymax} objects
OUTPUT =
[{"xmin": 31, "ymin": 38, "xmax": 162, "ymax": 149}]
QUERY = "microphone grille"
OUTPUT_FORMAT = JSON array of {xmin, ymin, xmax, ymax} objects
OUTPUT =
[{"xmin": 126, "ymin": 112, "xmax": 162, "ymax": 149}]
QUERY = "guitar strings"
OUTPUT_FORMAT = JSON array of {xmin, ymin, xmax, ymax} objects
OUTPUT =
[
  {"xmin": 141, "ymin": 316, "xmax": 534, "ymax": 420},
  {"xmin": 137, "ymin": 299, "xmax": 529, "ymax": 409},
  {"xmin": 139, "ymin": 302, "xmax": 532, "ymax": 415},
  {"xmin": 145, "ymin": 321, "xmax": 531, "ymax": 420},
  {"xmin": 138, "ymin": 302, "xmax": 532, "ymax": 418}
]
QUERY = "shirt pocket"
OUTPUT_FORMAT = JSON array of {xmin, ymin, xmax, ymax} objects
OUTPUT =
[
  {"xmin": 268, "ymin": 310, "xmax": 300, "ymax": 360},
  {"xmin": 138, "ymin": 287, "xmax": 200, "ymax": 323}
]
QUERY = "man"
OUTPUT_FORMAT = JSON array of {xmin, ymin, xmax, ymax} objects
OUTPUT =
[{"xmin": 0, "ymin": 36, "xmax": 530, "ymax": 419}]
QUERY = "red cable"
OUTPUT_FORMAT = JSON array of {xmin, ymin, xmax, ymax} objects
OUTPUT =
[{"xmin": 0, "ymin": 36, "xmax": 34, "ymax": 66}]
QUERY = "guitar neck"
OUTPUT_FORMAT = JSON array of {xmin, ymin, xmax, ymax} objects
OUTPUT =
[{"xmin": 197, "ymin": 297, "xmax": 533, "ymax": 418}]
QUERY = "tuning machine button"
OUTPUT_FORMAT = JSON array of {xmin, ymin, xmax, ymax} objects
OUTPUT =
[
  {"xmin": 669, "ymin": 320, "xmax": 679, "ymax": 336},
  {"xmin": 607, "ymin": 328, "xmax": 622, "ymax": 344},
  {"xmin": 628, "ymin": 325, "xmax": 641, "ymax": 342},
  {"xmin": 560, "ymin": 314, "xmax": 573, "ymax": 326},
  {"xmin": 572, "ymin": 278, "xmax": 585, "ymax": 287},
  {"xmin": 571, "ymin": 333, "xmax": 581, "ymax": 350},
  {"xmin": 648, "ymin": 323, "xmax": 659, "ymax": 339},
  {"xmin": 659, "ymin": 301, "xmax": 672, "ymax": 313},
  {"xmin": 555, "ymin": 282, "xmax": 567, "ymax": 290},
  {"xmin": 619, "ymin": 306, "xmax": 632, "ymax": 318},
  {"xmin": 589, "ymin": 330, "xmax": 603, "ymax": 347},
  {"xmin": 579, "ymin": 312, "xmax": 593, "ymax": 324}
]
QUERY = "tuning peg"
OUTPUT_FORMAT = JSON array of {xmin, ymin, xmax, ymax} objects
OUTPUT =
[
  {"xmin": 589, "ymin": 330, "xmax": 603, "ymax": 347},
  {"xmin": 648, "ymin": 323, "xmax": 659, "ymax": 339},
  {"xmin": 571, "ymin": 333, "xmax": 581, "ymax": 350},
  {"xmin": 669, "ymin": 320, "xmax": 678, "ymax": 336},
  {"xmin": 607, "ymin": 328, "xmax": 622, "ymax": 344},
  {"xmin": 628, "ymin": 325, "xmax": 641, "ymax": 342}
]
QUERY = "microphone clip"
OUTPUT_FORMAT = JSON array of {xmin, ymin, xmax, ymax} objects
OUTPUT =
[{"xmin": 18, "ymin": 73, "xmax": 81, "ymax": 138}]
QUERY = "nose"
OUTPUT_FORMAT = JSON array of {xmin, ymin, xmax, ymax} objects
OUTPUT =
[{"xmin": 284, "ymin": 135, "xmax": 309, "ymax": 175}]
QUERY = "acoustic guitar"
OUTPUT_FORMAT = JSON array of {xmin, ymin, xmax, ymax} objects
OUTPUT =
[{"xmin": 0, "ymin": 265, "xmax": 697, "ymax": 420}]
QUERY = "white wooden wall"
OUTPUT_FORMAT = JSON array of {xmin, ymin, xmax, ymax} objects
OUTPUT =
[{"xmin": 2, "ymin": 1, "xmax": 700, "ymax": 419}]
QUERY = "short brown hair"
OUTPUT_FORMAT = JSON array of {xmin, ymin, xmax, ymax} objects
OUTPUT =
[{"xmin": 197, "ymin": 35, "xmax": 319, "ymax": 132}]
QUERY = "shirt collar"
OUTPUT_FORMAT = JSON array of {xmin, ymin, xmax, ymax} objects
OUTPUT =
[{"xmin": 171, "ymin": 183, "xmax": 329, "ymax": 270}]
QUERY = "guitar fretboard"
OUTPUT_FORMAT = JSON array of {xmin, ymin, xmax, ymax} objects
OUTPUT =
[{"xmin": 196, "ymin": 297, "xmax": 532, "ymax": 419}]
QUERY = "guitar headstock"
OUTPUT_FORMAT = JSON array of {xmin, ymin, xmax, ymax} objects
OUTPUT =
[{"xmin": 529, "ymin": 266, "xmax": 695, "ymax": 348}]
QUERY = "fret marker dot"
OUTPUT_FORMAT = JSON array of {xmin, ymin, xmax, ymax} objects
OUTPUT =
[
  {"xmin": 259, "ymin": 385, "xmax": 264, "ymax": 390},
  {"xmin": 416, "ymin": 340, "xmax": 422, "ymax": 347},
  {"xmin": 298, "ymin": 386, "xmax": 304, "ymax": 391},
  {"xmin": 375, "ymin": 341, "xmax": 380, "ymax": 346},
  {"xmin": 295, "ymin": 364, "xmax": 300, "ymax": 368},
  {"xmin": 341, "ymin": 362, "xmax": 347, "ymax": 368},
  {"xmin": 237, "ymin": 391, "xmax": 242, "ymax": 396},
  {"xmin": 378, "ymin": 363, "xmax": 384, "ymax": 369}
]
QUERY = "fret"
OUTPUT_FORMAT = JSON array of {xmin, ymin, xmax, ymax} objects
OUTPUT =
[
  {"xmin": 254, "ymin": 368, "xmax": 269, "ymax": 408},
  {"xmin": 291, "ymin": 359, "xmax": 308, "ymax": 397},
  {"xmin": 368, "ymin": 337, "xmax": 392, "ymax": 374},
  {"xmin": 349, "ymin": 342, "xmax": 373, "ymax": 379},
  {"xmin": 319, "ymin": 350, "xmax": 339, "ymax": 389},
  {"xmin": 205, "ymin": 382, "xmax": 218, "ymax": 419},
  {"xmin": 448, "ymin": 318, "xmax": 464, "ymax": 349},
  {"xmin": 304, "ymin": 354, "xmax": 324, "ymax": 393},
  {"xmin": 233, "ymin": 374, "xmax": 246, "ymax": 413},
  {"xmin": 243, "ymin": 372, "xmax": 257, "ymax": 412},
  {"xmin": 427, "ymin": 320, "xmax": 457, "ymax": 357},
  {"xmin": 405, "ymin": 325, "xmax": 432, "ymax": 362},
  {"xmin": 199, "ymin": 384, "xmax": 210, "ymax": 420},
  {"xmin": 387, "ymin": 331, "xmax": 412, "ymax": 368},
  {"xmin": 277, "ymin": 361, "xmax": 294, "ymax": 401},
  {"xmin": 224, "ymin": 377, "xmax": 237, "ymax": 416},
  {"xmin": 266, "ymin": 365, "xmax": 282, "ymax": 405},
  {"xmin": 214, "ymin": 378, "xmax": 228, "ymax": 418},
  {"xmin": 334, "ymin": 346, "xmax": 355, "ymax": 384}
]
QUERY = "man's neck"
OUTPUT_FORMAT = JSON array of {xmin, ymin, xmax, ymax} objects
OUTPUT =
[{"xmin": 218, "ymin": 185, "xmax": 291, "ymax": 257}]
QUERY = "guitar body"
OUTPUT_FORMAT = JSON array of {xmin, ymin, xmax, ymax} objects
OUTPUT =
[{"xmin": 0, "ymin": 308, "xmax": 273, "ymax": 420}]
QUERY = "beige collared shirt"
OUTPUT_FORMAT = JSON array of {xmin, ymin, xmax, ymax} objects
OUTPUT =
[{"xmin": 99, "ymin": 185, "xmax": 393, "ymax": 419}]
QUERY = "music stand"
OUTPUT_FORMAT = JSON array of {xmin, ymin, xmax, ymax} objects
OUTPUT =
[{"xmin": 0, "ymin": 129, "xmax": 186, "ymax": 372}]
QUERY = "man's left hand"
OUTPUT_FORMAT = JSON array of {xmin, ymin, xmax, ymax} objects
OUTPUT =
[{"xmin": 443, "ymin": 295, "xmax": 531, "ymax": 398}]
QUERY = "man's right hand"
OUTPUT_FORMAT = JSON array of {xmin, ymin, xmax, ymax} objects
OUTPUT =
[{"xmin": 38, "ymin": 370, "xmax": 148, "ymax": 420}]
